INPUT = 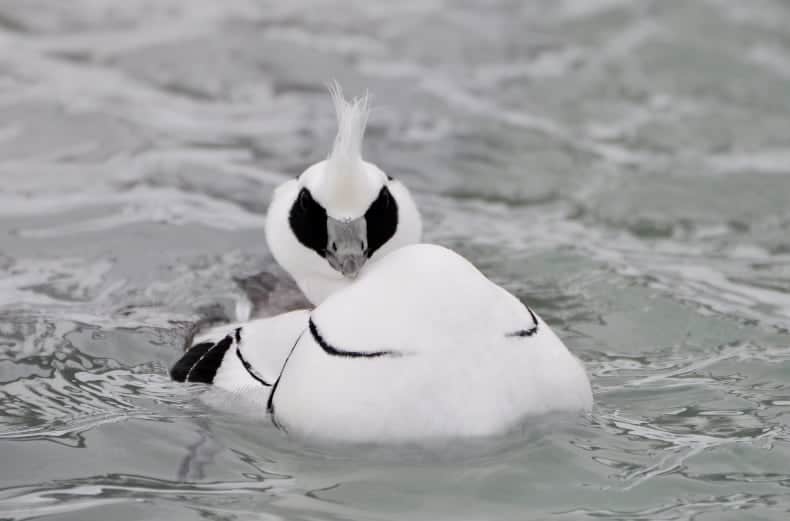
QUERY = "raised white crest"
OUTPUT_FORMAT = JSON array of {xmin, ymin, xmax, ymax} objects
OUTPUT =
[
  {"xmin": 326, "ymin": 81, "xmax": 370, "ymax": 177},
  {"xmin": 310, "ymin": 82, "xmax": 380, "ymax": 218}
]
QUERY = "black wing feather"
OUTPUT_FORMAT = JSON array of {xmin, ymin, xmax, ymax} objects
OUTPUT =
[{"xmin": 170, "ymin": 336, "xmax": 233, "ymax": 383}]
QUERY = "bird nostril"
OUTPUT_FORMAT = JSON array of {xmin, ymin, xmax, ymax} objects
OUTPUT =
[{"xmin": 331, "ymin": 242, "xmax": 337, "ymax": 251}]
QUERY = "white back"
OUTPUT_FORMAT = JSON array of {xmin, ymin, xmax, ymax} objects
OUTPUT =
[
  {"xmin": 272, "ymin": 244, "xmax": 593, "ymax": 442},
  {"xmin": 313, "ymin": 244, "xmax": 527, "ymax": 355}
]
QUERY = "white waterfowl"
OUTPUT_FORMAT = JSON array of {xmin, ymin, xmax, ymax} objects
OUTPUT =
[
  {"xmin": 171, "ymin": 244, "xmax": 592, "ymax": 443},
  {"xmin": 265, "ymin": 84, "xmax": 422, "ymax": 305}
]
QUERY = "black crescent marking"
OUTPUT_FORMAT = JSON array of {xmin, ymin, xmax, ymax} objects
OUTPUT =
[
  {"xmin": 233, "ymin": 328, "xmax": 271, "ymax": 387},
  {"xmin": 309, "ymin": 319, "xmax": 399, "ymax": 358},
  {"xmin": 235, "ymin": 348, "xmax": 271, "ymax": 387},
  {"xmin": 170, "ymin": 335, "xmax": 233, "ymax": 383},
  {"xmin": 289, "ymin": 188, "xmax": 328, "ymax": 257},
  {"xmin": 364, "ymin": 186, "xmax": 398, "ymax": 257},
  {"xmin": 267, "ymin": 329, "xmax": 306, "ymax": 433},
  {"xmin": 505, "ymin": 307, "xmax": 540, "ymax": 338}
]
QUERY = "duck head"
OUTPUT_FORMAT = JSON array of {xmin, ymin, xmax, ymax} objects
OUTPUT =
[{"xmin": 265, "ymin": 83, "xmax": 421, "ymax": 303}]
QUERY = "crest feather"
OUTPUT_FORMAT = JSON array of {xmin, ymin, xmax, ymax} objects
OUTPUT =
[{"xmin": 326, "ymin": 81, "xmax": 369, "ymax": 174}]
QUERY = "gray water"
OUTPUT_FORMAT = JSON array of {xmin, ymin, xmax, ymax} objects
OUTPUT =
[{"xmin": 1, "ymin": 0, "xmax": 790, "ymax": 519}]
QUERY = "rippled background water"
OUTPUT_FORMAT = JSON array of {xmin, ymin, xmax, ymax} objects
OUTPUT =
[{"xmin": 1, "ymin": 0, "xmax": 790, "ymax": 519}]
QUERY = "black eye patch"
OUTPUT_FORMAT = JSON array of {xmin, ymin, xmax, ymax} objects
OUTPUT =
[
  {"xmin": 289, "ymin": 188, "xmax": 328, "ymax": 257},
  {"xmin": 364, "ymin": 186, "xmax": 398, "ymax": 257}
]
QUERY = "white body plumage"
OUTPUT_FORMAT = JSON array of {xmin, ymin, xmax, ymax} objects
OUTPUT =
[{"xmin": 175, "ymin": 244, "xmax": 592, "ymax": 443}]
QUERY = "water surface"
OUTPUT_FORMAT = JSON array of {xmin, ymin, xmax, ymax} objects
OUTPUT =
[{"xmin": 2, "ymin": 1, "xmax": 790, "ymax": 519}]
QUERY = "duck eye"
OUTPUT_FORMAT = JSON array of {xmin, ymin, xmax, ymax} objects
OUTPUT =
[{"xmin": 331, "ymin": 242, "xmax": 338, "ymax": 251}]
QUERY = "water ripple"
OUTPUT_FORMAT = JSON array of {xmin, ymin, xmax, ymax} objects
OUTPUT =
[{"xmin": 2, "ymin": 0, "xmax": 790, "ymax": 520}]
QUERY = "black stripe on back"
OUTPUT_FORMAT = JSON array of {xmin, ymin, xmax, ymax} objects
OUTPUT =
[
  {"xmin": 505, "ymin": 307, "xmax": 540, "ymax": 338},
  {"xmin": 267, "ymin": 330, "xmax": 306, "ymax": 433},
  {"xmin": 236, "ymin": 347, "xmax": 271, "ymax": 387},
  {"xmin": 364, "ymin": 186, "xmax": 398, "ymax": 257},
  {"xmin": 309, "ymin": 319, "xmax": 398, "ymax": 358},
  {"xmin": 289, "ymin": 188, "xmax": 328, "ymax": 257},
  {"xmin": 170, "ymin": 335, "xmax": 233, "ymax": 383}
]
